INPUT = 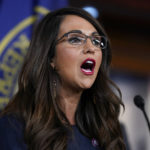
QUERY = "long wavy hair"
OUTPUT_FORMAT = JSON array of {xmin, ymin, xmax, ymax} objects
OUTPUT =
[{"xmin": 1, "ymin": 7, "xmax": 126, "ymax": 150}]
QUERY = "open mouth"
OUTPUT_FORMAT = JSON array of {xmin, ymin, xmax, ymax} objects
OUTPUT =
[{"xmin": 80, "ymin": 58, "xmax": 96, "ymax": 75}]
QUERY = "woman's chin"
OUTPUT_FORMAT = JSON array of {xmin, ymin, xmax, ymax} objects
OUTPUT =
[{"xmin": 79, "ymin": 81, "xmax": 94, "ymax": 90}]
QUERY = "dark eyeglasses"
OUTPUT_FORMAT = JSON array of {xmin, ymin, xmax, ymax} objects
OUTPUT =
[{"xmin": 56, "ymin": 31, "xmax": 107, "ymax": 49}]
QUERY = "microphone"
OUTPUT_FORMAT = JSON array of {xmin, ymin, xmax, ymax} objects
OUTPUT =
[{"xmin": 134, "ymin": 95, "xmax": 150, "ymax": 133}]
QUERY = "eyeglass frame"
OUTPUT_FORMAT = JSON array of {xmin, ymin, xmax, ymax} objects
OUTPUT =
[{"xmin": 56, "ymin": 30, "xmax": 107, "ymax": 49}]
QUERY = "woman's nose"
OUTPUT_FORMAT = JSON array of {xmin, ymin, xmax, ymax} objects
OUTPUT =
[{"xmin": 82, "ymin": 38, "xmax": 96, "ymax": 54}]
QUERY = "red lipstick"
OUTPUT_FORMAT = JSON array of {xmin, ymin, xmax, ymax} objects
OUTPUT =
[{"xmin": 80, "ymin": 58, "xmax": 96, "ymax": 75}]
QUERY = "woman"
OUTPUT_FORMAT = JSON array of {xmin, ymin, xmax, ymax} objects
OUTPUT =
[{"xmin": 0, "ymin": 7, "xmax": 126, "ymax": 150}]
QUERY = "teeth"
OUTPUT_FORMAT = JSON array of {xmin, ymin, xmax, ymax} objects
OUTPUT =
[{"xmin": 86, "ymin": 60, "xmax": 93, "ymax": 64}]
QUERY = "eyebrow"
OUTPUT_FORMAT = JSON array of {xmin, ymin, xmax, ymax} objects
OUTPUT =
[
  {"xmin": 64, "ymin": 30, "xmax": 82, "ymax": 34},
  {"xmin": 65, "ymin": 30, "xmax": 99, "ymax": 36},
  {"xmin": 57, "ymin": 30, "xmax": 100, "ymax": 42},
  {"xmin": 92, "ymin": 31, "xmax": 100, "ymax": 36}
]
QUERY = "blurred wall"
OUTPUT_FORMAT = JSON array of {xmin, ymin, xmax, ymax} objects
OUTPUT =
[{"xmin": 112, "ymin": 72, "xmax": 150, "ymax": 150}]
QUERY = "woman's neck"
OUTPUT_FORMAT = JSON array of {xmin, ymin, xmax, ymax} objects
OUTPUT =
[{"xmin": 59, "ymin": 86, "xmax": 82, "ymax": 125}]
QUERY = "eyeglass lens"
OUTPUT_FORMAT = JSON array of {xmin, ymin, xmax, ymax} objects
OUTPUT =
[{"xmin": 67, "ymin": 33, "xmax": 106, "ymax": 49}]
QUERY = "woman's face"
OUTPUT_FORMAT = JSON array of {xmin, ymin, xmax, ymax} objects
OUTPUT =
[{"xmin": 51, "ymin": 15, "xmax": 102, "ymax": 91}]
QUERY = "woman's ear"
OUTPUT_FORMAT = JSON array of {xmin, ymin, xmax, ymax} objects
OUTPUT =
[{"xmin": 50, "ymin": 58, "xmax": 55, "ymax": 69}]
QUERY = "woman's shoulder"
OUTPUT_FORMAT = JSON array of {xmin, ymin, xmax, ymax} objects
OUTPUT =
[{"xmin": 0, "ymin": 114, "xmax": 27, "ymax": 150}]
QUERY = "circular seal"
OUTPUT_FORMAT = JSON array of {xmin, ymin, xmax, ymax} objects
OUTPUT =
[{"xmin": 0, "ymin": 6, "xmax": 49, "ymax": 109}]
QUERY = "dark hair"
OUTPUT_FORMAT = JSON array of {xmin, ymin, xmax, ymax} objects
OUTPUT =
[{"xmin": 1, "ymin": 7, "xmax": 126, "ymax": 150}]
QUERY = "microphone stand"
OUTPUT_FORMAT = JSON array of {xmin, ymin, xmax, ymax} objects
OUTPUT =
[
  {"xmin": 141, "ymin": 107, "xmax": 150, "ymax": 132},
  {"xmin": 134, "ymin": 95, "xmax": 150, "ymax": 133}
]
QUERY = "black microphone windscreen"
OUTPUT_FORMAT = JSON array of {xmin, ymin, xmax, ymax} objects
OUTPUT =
[{"xmin": 134, "ymin": 95, "xmax": 144, "ymax": 110}]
